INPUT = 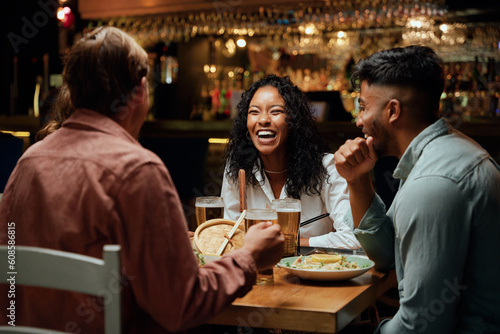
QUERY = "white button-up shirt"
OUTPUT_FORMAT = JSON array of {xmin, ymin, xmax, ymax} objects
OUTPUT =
[{"xmin": 221, "ymin": 153, "xmax": 361, "ymax": 249}]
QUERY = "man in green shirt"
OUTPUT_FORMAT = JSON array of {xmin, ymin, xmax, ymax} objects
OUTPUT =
[{"xmin": 335, "ymin": 45, "xmax": 500, "ymax": 333}]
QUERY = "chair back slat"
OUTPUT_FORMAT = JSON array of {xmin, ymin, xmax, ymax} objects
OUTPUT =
[{"xmin": 0, "ymin": 245, "xmax": 122, "ymax": 334}]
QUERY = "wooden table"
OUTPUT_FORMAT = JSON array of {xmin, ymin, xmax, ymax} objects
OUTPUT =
[{"xmin": 207, "ymin": 266, "xmax": 396, "ymax": 333}]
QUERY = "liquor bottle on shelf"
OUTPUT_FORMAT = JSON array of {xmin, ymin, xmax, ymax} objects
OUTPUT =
[
  {"xmin": 458, "ymin": 62, "xmax": 473, "ymax": 92},
  {"xmin": 485, "ymin": 58, "xmax": 499, "ymax": 117},
  {"xmin": 479, "ymin": 58, "xmax": 497, "ymax": 117},
  {"xmin": 472, "ymin": 56, "xmax": 487, "ymax": 92},
  {"xmin": 485, "ymin": 57, "xmax": 497, "ymax": 84}
]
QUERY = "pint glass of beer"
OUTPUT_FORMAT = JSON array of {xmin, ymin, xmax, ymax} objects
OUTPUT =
[
  {"xmin": 195, "ymin": 196, "xmax": 224, "ymax": 226},
  {"xmin": 271, "ymin": 198, "xmax": 301, "ymax": 257},
  {"xmin": 245, "ymin": 208, "xmax": 278, "ymax": 285}
]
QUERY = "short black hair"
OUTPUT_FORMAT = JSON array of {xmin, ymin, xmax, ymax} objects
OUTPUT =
[{"xmin": 351, "ymin": 45, "xmax": 445, "ymax": 123}]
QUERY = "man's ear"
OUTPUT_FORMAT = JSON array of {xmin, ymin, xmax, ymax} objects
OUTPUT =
[
  {"xmin": 128, "ymin": 77, "xmax": 147, "ymax": 106},
  {"xmin": 132, "ymin": 76, "xmax": 148, "ymax": 103},
  {"xmin": 388, "ymin": 98, "xmax": 402, "ymax": 124}
]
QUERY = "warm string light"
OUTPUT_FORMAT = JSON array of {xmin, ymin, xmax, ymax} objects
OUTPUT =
[
  {"xmin": 57, "ymin": 6, "xmax": 74, "ymax": 27},
  {"xmin": 90, "ymin": 1, "xmax": 499, "ymax": 63},
  {"xmin": 402, "ymin": 16, "xmax": 440, "ymax": 45},
  {"xmin": 95, "ymin": 0, "xmax": 447, "ymax": 46}
]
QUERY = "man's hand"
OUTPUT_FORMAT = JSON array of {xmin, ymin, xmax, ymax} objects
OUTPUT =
[
  {"xmin": 334, "ymin": 136, "xmax": 377, "ymax": 227},
  {"xmin": 334, "ymin": 136, "xmax": 378, "ymax": 182},
  {"xmin": 242, "ymin": 222, "xmax": 284, "ymax": 270}
]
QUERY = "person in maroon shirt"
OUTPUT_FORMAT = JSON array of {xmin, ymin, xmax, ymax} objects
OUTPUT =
[{"xmin": 0, "ymin": 26, "xmax": 284, "ymax": 333}]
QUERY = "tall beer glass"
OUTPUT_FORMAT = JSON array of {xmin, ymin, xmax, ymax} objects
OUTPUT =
[
  {"xmin": 195, "ymin": 196, "xmax": 224, "ymax": 226},
  {"xmin": 271, "ymin": 198, "xmax": 301, "ymax": 257},
  {"xmin": 245, "ymin": 208, "xmax": 278, "ymax": 285}
]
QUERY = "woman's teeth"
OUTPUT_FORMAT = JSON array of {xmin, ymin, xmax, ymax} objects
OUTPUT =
[{"xmin": 258, "ymin": 131, "xmax": 276, "ymax": 139}]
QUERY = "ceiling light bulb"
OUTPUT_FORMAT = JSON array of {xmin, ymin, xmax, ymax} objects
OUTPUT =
[{"xmin": 236, "ymin": 38, "xmax": 246, "ymax": 47}]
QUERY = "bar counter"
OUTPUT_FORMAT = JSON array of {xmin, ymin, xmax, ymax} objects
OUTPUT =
[
  {"xmin": 141, "ymin": 118, "xmax": 500, "ymax": 142},
  {"xmin": 2, "ymin": 115, "xmax": 500, "ymax": 140}
]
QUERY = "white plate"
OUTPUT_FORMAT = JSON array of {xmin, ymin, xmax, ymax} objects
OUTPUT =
[{"xmin": 277, "ymin": 255, "xmax": 375, "ymax": 281}]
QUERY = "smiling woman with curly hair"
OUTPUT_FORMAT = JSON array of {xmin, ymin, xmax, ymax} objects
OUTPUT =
[{"xmin": 221, "ymin": 75, "xmax": 361, "ymax": 249}]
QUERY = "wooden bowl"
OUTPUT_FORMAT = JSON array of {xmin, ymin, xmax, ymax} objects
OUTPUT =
[{"xmin": 194, "ymin": 218, "xmax": 245, "ymax": 255}]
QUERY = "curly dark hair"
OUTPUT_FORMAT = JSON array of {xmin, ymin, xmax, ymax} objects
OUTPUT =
[
  {"xmin": 223, "ymin": 74, "xmax": 330, "ymax": 199},
  {"xmin": 351, "ymin": 45, "xmax": 444, "ymax": 124}
]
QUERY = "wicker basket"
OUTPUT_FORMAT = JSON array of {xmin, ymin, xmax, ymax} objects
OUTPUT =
[{"xmin": 194, "ymin": 218, "xmax": 245, "ymax": 255}]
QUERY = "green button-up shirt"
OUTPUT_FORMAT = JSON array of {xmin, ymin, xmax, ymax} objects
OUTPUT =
[{"xmin": 355, "ymin": 118, "xmax": 500, "ymax": 333}]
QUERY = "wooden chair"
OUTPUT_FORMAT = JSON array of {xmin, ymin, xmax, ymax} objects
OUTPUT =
[{"xmin": 0, "ymin": 245, "xmax": 121, "ymax": 334}]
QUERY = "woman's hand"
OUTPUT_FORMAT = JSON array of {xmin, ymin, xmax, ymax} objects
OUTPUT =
[{"xmin": 299, "ymin": 237, "xmax": 310, "ymax": 247}]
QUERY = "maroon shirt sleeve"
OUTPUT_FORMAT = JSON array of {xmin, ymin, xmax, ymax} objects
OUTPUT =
[{"xmin": 110, "ymin": 162, "xmax": 256, "ymax": 332}]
